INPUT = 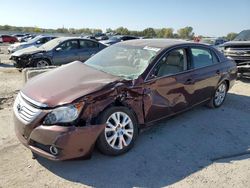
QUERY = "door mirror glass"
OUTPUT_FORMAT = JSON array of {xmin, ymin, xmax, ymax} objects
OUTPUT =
[{"xmin": 36, "ymin": 40, "xmax": 41, "ymax": 44}]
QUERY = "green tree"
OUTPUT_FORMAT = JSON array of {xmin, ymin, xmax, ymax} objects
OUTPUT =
[
  {"xmin": 177, "ymin": 26, "xmax": 194, "ymax": 39},
  {"xmin": 115, "ymin": 27, "xmax": 129, "ymax": 35},
  {"xmin": 157, "ymin": 28, "xmax": 174, "ymax": 38},
  {"xmin": 34, "ymin": 27, "xmax": 42, "ymax": 33},
  {"xmin": 226, "ymin": 32, "xmax": 237, "ymax": 41},
  {"xmin": 142, "ymin": 28, "xmax": 156, "ymax": 38},
  {"xmin": 106, "ymin": 28, "xmax": 113, "ymax": 33}
]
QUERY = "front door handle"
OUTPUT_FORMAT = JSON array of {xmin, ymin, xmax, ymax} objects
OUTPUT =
[{"xmin": 185, "ymin": 78, "xmax": 193, "ymax": 85}]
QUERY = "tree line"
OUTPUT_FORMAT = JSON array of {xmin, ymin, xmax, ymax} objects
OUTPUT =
[{"xmin": 0, "ymin": 25, "xmax": 238, "ymax": 40}]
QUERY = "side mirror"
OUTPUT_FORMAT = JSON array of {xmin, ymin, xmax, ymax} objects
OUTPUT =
[
  {"xmin": 55, "ymin": 47, "xmax": 62, "ymax": 52},
  {"xmin": 36, "ymin": 41, "xmax": 41, "ymax": 44}
]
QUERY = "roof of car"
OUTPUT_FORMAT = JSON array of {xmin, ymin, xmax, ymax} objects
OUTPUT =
[
  {"xmin": 119, "ymin": 39, "xmax": 193, "ymax": 48},
  {"xmin": 53, "ymin": 37, "xmax": 94, "ymax": 42}
]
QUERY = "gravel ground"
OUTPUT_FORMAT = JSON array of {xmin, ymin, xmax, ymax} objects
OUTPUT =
[{"xmin": 0, "ymin": 44, "xmax": 249, "ymax": 188}]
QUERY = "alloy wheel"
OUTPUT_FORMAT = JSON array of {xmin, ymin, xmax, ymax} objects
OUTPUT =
[
  {"xmin": 36, "ymin": 60, "xmax": 49, "ymax": 67},
  {"xmin": 105, "ymin": 112, "xmax": 134, "ymax": 150},
  {"xmin": 214, "ymin": 83, "xmax": 227, "ymax": 106}
]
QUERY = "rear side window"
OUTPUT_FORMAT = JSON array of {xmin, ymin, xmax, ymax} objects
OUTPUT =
[
  {"xmin": 190, "ymin": 48, "xmax": 214, "ymax": 68},
  {"xmin": 79, "ymin": 40, "xmax": 99, "ymax": 49}
]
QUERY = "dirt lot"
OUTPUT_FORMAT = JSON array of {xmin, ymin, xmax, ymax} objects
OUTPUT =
[{"xmin": 0, "ymin": 44, "xmax": 249, "ymax": 188}]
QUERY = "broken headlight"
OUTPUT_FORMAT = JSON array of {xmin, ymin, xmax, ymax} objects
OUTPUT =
[{"xmin": 43, "ymin": 103, "xmax": 83, "ymax": 125}]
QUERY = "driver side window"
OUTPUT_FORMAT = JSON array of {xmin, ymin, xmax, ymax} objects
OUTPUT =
[
  {"xmin": 155, "ymin": 49, "xmax": 187, "ymax": 77},
  {"xmin": 59, "ymin": 40, "xmax": 79, "ymax": 51}
]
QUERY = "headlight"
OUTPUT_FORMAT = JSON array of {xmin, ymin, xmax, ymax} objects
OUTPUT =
[{"xmin": 43, "ymin": 103, "xmax": 83, "ymax": 125}]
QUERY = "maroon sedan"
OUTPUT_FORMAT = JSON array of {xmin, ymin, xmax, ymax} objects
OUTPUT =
[
  {"xmin": 13, "ymin": 39, "xmax": 237, "ymax": 160},
  {"xmin": 0, "ymin": 35, "xmax": 18, "ymax": 43}
]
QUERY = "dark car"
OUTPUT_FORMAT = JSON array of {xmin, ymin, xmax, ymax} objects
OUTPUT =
[
  {"xmin": 100, "ymin": 35, "xmax": 139, "ymax": 46},
  {"xmin": 13, "ymin": 39, "xmax": 237, "ymax": 160},
  {"xmin": 10, "ymin": 37, "xmax": 107, "ymax": 68},
  {"xmin": 221, "ymin": 29, "xmax": 250, "ymax": 74},
  {"xmin": 0, "ymin": 35, "xmax": 18, "ymax": 43}
]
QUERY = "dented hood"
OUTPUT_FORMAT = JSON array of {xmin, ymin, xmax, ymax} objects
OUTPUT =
[
  {"xmin": 21, "ymin": 61, "xmax": 120, "ymax": 107},
  {"xmin": 12, "ymin": 45, "xmax": 44, "ymax": 56}
]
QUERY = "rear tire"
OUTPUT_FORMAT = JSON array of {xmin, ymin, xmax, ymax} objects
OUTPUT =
[
  {"xmin": 96, "ymin": 106, "xmax": 138, "ymax": 156},
  {"xmin": 207, "ymin": 81, "xmax": 228, "ymax": 108}
]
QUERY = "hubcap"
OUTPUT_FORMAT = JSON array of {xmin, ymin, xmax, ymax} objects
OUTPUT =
[
  {"xmin": 36, "ymin": 60, "xmax": 49, "ymax": 67},
  {"xmin": 214, "ymin": 83, "xmax": 226, "ymax": 106},
  {"xmin": 105, "ymin": 112, "xmax": 134, "ymax": 150}
]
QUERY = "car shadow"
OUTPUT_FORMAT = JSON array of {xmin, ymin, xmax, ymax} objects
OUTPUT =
[
  {"xmin": 37, "ymin": 93, "xmax": 250, "ymax": 188},
  {"xmin": 0, "ymin": 62, "xmax": 14, "ymax": 68}
]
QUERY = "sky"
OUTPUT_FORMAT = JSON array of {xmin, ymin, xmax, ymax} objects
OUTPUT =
[{"xmin": 0, "ymin": 0, "xmax": 249, "ymax": 37}]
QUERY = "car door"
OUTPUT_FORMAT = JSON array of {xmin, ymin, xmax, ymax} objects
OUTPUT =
[
  {"xmin": 143, "ymin": 48, "xmax": 194, "ymax": 123},
  {"xmin": 188, "ymin": 46, "xmax": 221, "ymax": 104},
  {"xmin": 78, "ymin": 40, "xmax": 100, "ymax": 62},
  {"xmin": 52, "ymin": 39, "xmax": 80, "ymax": 65}
]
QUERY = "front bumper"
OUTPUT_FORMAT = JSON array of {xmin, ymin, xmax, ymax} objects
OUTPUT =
[
  {"xmin": 225, "ymin": 55, "xmax": 250, "ymax": 73},
  {"xmin": 14, "ymin": 115, "xmax": 105, "ymax": 160},
  {"xmin": 10, "ymin": 56, "xmax": 31, "ymax": 68}
]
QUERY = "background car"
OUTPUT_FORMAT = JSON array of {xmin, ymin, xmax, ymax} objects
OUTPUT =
[
  {"xmin": 10, "ymin": 37, "xmax": 107, "ymax": 68},
  {"xmin": 99, "ymin": 35, "xmax": 139, "ymax": 45},
  {"xmin": 221, "ymin": 29, "xmax": 250, "ymax": 74},
  {"xmin": 13, "ymin": 39, "xmax": 237, "ymax": 160},
  {"xmin": 8, "ymin": 35, "xmax": 56, "ymax": 53},
  {"xmin": 19, "ymin": 34, "xmax": 37, "ymax": 42},
  {"xmin": 12, "ymin": 33, "xmax": 30, "ymax": 41},
  {"xmin": 203, "ymin": 38, "xmax": 227, "ymax": 45},
  {"xmin": 0, "ymin": 35, "xmax": 18, "ymax": 43}
]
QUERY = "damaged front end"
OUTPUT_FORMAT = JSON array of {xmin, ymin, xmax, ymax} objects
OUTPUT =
[
  {"xmin": 13, "ymin": 92, "xmax": 106, "ymax": 160},
  {"xmin": 13, "ymin": 79, "xmax": 145, "ymax": 160},
  {"xmin": 10, "ymin": 55, "xmax": 32, "ymax": 68}
]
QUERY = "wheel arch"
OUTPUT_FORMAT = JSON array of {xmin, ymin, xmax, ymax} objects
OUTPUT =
[{"xmin": 98, "ymin": 99, "xmax": 140, "ymax": 127}]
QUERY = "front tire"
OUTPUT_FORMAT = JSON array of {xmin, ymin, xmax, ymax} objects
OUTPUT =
[
  {"xmin": 208, "ymin": 81, "xmax": 228, "ymax": 108},
  {"xmin": 34, "ymin": 59, "xmax": 50, "ymax": 68},
  {"xmin": 96, "ymin": 106, "xmax": 138, "ymax": 156}
]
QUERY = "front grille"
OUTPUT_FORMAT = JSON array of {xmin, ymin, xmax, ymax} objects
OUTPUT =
[{"xmin": 13, "ymin": 93, "xmax": 42, "ymax": 125}]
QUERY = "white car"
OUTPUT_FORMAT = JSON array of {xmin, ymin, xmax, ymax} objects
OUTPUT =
[{"xmin": 8, "ymin": 35, "xmax": 56, "ymax": 53}]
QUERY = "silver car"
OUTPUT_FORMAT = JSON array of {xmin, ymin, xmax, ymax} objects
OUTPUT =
[{"xmin": 8, "ymin": 35, "xmax": 56, "ymax": 53}]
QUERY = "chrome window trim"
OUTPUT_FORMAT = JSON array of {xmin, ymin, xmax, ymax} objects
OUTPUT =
[
  {"xmin": 144, "ymin": 44, "xmax": 222, "ymax": 82},
  {"xmin": 20, "ymin": 92, "xmax": 48, "ymax": 108}
]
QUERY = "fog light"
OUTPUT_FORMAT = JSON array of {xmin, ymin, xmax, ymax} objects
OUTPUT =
[{"xmin": 49, "ymin": 146, "xmax": 59, "ymax": 155}]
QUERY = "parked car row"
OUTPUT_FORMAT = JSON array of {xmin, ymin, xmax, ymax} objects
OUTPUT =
[
  {"xmin": 13, "ymin": 38, "xmax": 237, "ymax": 160},
  {"xmin": 0, "ymin": 33, "xmax": 37, "ymax": 44}
]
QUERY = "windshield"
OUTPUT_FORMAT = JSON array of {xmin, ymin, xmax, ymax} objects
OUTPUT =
[
  {"xmin": 234, "ymin": 30, "xmax": 250, "ymax": 41},
  {"xmin": 85, "ymin": 44, "xmax": 160, "ymax": 80},
  {"xmin": 109, "ymin": 36, "xmax": 119, "ymax": 41},
  {"xmin": 39, "ymin": 38, "xmax": 61, "ymax": 51},
  {"xmin": 27, "ymin": 36, "xmax": 43, "ymax": 44}
]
